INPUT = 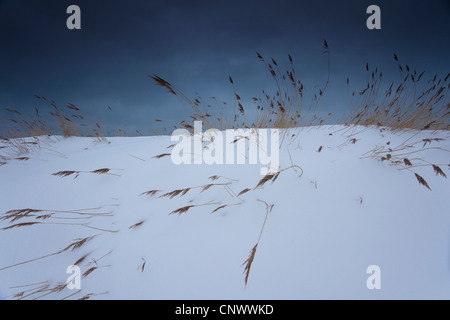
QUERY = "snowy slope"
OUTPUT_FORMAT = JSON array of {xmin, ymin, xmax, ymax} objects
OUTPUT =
[{"xmin": 0, "ymin": 125, "xmax": 449, "ymax": 300}]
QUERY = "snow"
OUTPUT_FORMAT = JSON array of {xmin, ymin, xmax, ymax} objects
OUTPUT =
[{"xmin": 0, "ymin": 125, "xmax": 449, "ymax": 299}]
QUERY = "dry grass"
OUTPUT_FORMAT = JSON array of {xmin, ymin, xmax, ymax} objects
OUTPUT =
[
  {"xmin": 254, "ymin": 165, "xmax": 303, "ymax": 189},
  {"xmin": 73, "ymin": 254, "xmax": 89, "ymax": 267},
  {"xmin": 76, "ymin": 292, "xmax": 109, "ymax": 300},
  {"xmin": 168, "ymin": 201, "xmax": 220, "ymax": 216},
  {"xmin": 242, "ymin": 200, "xmax": 274, "ymax": 287},
  {"xmin": 242, "ymin": 244, "xmax": 258, "ymax": 287},
  {"xmin": 149, "ymin": 41, "xmax": 334, "ymax": 135},
  {"xmin": 150, "ymin": 44, "xmax": 448, "ymax": 136},
  {"xmin": 0, "ymin": 234, "xmax": 99, "ymax": 272},
  {"xmin": 82, "ymin": 266, "xmax": 98, "ymax": 279},
  {"xmin": 10, "ymin": 281, "xmax": 71, "ymax": 300},
  {"xmin": 129, "ymin": 220, "xmax": 145, "ymax": 230},
  {"xmin": 0, "ymin": 97, "xmax": 112, "ymax": 157},
  {"xmin": 1, "ymin": 44, "xmax": 446, "ymax": 162},
  {"xmin": 140, "ymin": 189, "xmax": 161, "ymax": 197},
  {"xmin": 432, "ymin": 164, "xmax": 447, "ymax": 178},
  {"xmin": 0, "ymin": 204, "xmax": 117, "ymax": 273},
  {"xmin": 142, "ymin": 182, "xmax": 232, "ymax": 200},
  {"xmin": 169, "ymin": 205, "xmax": 195, "ymax": 215},
  {"xmin": 238, "ymin": 188, "xmax": 251, "ymax": 197},
  {"xmin": 210, "ymin": 205, "xmax": 228, "ymax": 214},
  {"xmin": 255, "ymin": 173, "xmax": 277, "ymax": 189},
  {"xmin": 4, "ymin": 248, "xmax": 110, "ymax": 299},
  {"xmin": 1, "ymin": 207, "xmax": 112, "ymax": 224},
  {"xmin": 1, "ymin": 43, "xmax": 448, "ymax": 299},
  {"xmin": 52, "ymin": 170, "xmax": 79, "ymax": 178},
  {"xmin": 415, "ymin": 173, "xmax": 431, "ymax": 190},
  {"xmin": 1, "ymin": 221, "xmax": 41, "ymax": 230},
  {"xmin": 63, "ymin": 235, "xmax": 99, "ymax": 252},
  {"xmin": 0, "ymin": 208, "xmax": 43, "ymax": 223},
  {"xmin": 52, "ymin": 168, "xmax": 121, "ymax": 178},
  {"xmin": 135, "ymin": 162, "xmax": 304, "ymax": 287},
  {"xmin": 152, "ymin": 153, "xmax": 171, "ymax": 159},
  {"xmin": 137, "ymin": 258, "xmax": 146, "ymax": 272},
  {"xmin": 342, "ymin": 55, "xmax": 449, "ymax": 131},
  {"xmin": 361, "ymin": 134, "xmax": 448, "ymax": 190},
  {"xmin": 15, "ymin": 156, "xmax": 30, "ymax": 161}
]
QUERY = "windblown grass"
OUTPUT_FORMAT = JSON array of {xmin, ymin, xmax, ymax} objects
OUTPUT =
[
  {"xmin": 342, "ymin": 54, "xmax": 449, "ymax": 131},
  {"xmin": 0, "ymin": 98, "xmax": 112, "ymax": 157},
  {"xmin": 1, "ymin": 41, "xmax": 448, "ymax": 298},
  {"xmin": 150, "ymin": 43, "xmax": 449, "ymax": 134},
  {"xmin": 242, "ymin": 200, "xmax": 274, "ymax": 287},
  {"xmin": 361, "ymin": 133, "xmax": 449, "ymax": 190},
  {"xmin": 52, "ymin": 168, "xmax": 121, "ymax": 178}
]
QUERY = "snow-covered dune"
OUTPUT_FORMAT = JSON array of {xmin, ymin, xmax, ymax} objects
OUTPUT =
[{"xmin": 0, "ymin": 125, "xmax": 449, "ymax": 299}]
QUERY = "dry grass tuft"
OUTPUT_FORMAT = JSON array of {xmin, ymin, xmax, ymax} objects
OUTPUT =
[
  {"xmin": 415, "ymin": 173, "xmax": 431, "ymax": 190},
  {"xmin": 36, "ymin": 214, "xmax": 52, "ymax": 220},
  {"xmin": 255, "ymin": 165, "xmax": 303, "ymax": 189},
  {"xmin": 138, "ymin": 258, "xmax": 146, "ymax": 272},
  {"xmin": 76, "ymin": 292, "xmax": 109, "ymax": 300},
  {"xmin": 153, "ymin": 153, "xmax": 172, "ymax": 159},
  {"xmin": 423, "ymin": 138, "xmax": 444, "ymax": 147},
  {"xmin": 82, "ymin": 267, "xmax": 98, "ymax": 279},
  {"xmin": 168, "ymin": 201, "xmax": 220, "ymax": 216},
  {"xmin": 63, "ymin": 235, "xmax": 98, "ymax": 252},
  {"xmin": 1, "ymin": 208, "xmax": 43, "ymax": 223},
  {"xmin": 150, "ymin": 44, "xmax": 334, "ymax": 132},
  {"xmin": 73, "ymin": 254, "xmax": 89, "ymax": 267},
  {"xmin": 404, "ymin": 158, "xmax": 412, "ymax": 166},
  {"xmin": 159, "ymin": 189, "xmax": 190, "ymax": 199},
  {"xmin": 0, "ymin": 234, "xmax": 100, "ymax": 272},
  {"xmin": 150, "ymin": 44, "xmax": 449, "ymax": 134},
  {"xmin": 242, "ymin": 244, "xmax": 258, "ymax": 287},
  {"xmin": 149, "ymin": 75, "xmax": 177, "ymax": 95},
  {"xmin": 201, "ymin": 184, "xmax": 214, "ymax": 193},
  {"xmin": 52, "ymin": 168, "xmax": 120, "ymax": 178},
  {"xmin": 432, "ymin": 165, "xmax": 447, "ymax": 178},
  {"xmin": 140, "ymin": 190, "xmax": 160, "ymax": 197},
  {"xmin": 242, "ymin": 200, "xmax": 274, "ymax": 287},
  {"xmin": 255, "ymin": 174, "xmax": 275, "ymax": 189},
  {"xmin": 1, "ymin": 221, "xmax": 41, "ymax": 230},
  {"xmin": 129, "ymin": 220, "xmax": 145, "ymax": 230},
  {"xmin": 238, "ymin": 188, "xmax": 251, "ymax": 197},
  {"xmin": 361, "ymin": 135, "xmax": 448, "ymax": 191},
  {"xmin": 52, "ymin": 170, "xmax": 79, "ymax": 178},
  {"xmin": 156, "ymin": 183, "xmax": 231, "ymax": 200},
  {"xmin": 211, "ymin": 205, "xmax": 227, "ymax": 214},
  {"xmin": 91, "ymin": 168, "xmax": 110, "ymax": 175},
  {"xmin": 169, "ymin": 205, "xmax": 194, "ymax": 216}
]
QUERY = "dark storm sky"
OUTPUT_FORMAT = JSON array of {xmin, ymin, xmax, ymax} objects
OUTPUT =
[{"xmin": 0, "ymin": 0, "xmax": 449, "ymax": 135}]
